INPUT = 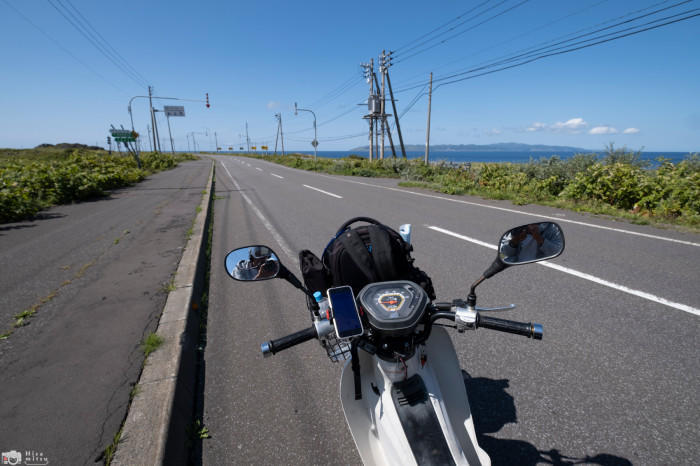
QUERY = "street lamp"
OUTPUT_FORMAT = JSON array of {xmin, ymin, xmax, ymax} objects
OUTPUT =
[
  {"xmin": 294, "ymin": 102, "xmax": 317, "ymax": 160},
  {"xmin": 128, "ymin": 91, "xmax": 209, "ymax": 152}
]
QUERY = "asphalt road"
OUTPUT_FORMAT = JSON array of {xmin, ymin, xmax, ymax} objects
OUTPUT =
[
  {"xmin": 202, "ymin": 154, "xmax": 699, "ymax": 466},
  {"xmin": 0, "ymin": 159, "xmax": 212, "ymax": 465}
]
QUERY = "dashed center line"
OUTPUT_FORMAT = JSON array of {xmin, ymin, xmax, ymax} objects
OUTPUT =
[
  {"xmin": 271, "ymin": 173, "xmax": 284, "ymax": 179},
  {"xmin": 303, "ymin": 185, "xmax": 342, "ymax": 199},
  {"xmin": 255, "ymin": 167, "xmax": 263, "ymax": 171}
]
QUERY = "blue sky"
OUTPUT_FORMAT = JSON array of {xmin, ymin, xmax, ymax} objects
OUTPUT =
[{"xmin": 1, "ymin": 0, "xmax": 698, "ymax": 152}]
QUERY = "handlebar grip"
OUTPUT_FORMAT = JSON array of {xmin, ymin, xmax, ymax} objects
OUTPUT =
[
  {"xmin": 261, "ymin": 326, "xmax": 318, "ymax": 357},
  {"xmin": 478, "ymin": 315, "xmax": 543, "ymax": 340}
]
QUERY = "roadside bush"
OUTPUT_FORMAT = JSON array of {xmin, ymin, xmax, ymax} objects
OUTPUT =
[
  {"xmin": 560, "ymin": 162, "xmax": 651, "ymax": 210},
  {"xmin": 236, "ymin": 150, "xmax": 699, "ymax": 228},
  {"xmin": 0, "ymin": 149, "xmax": 191, "ymax": 223}
]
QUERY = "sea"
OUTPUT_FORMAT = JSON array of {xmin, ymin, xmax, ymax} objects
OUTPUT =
[{"xmin": 270, "ymin": 150, "xmax": 696, "ymax": 165}]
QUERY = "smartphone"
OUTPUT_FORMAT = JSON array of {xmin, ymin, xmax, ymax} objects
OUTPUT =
[{"xmin": 327, "ymin": 285, "xmax": 364, "ymax": 339}]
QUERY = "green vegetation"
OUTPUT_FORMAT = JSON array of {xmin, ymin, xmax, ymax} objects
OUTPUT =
[
  {"xmin": 102, "ymin": 427, "xmax": 123, "ymax": 465},
  {"xmin": 141, "ymin": 332, "xmax": 164, "ymax": 357},
  {"xmin": 238, "ymin": 146, "xmax": 699, "ymax": 229},
  {"xmin": 0, "ymin": 146, "xmax": 197, "ymax": 223}
]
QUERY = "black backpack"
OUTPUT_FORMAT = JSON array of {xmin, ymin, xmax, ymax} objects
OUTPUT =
[{"xmin": 299, "ymin": 217, "xmax": 435, "ymax": 300}]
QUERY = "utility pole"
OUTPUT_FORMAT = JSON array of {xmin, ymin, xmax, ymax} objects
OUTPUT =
[
  {"xmin": 214, "ymin": 132, "xmax": 219, "ymax": 152},
  {"xmin": 384, "ymin": 52, "xmax": 407, "ymax": 159},
  {"xmin": 425, "ymin": 72, "xmax": 433, "ymax": 165},
  {"xmin": 361, "ymin": 60, "xmax": 374, "ymax": 161},
  {"xmin": 279, "ymin": 113, "xmax": 285, "ymax": 155},
  {"xmin": 148, "ymin": 86, "xmax": 158, "ymax": 152},
  {"xmin": 245, "ymin": 122, "xmax": 250, "ymax": 152},
  {"xmin": 147, "ymin": 125, "xmax": 153, "ymax": 152},
  {"xmin": 380, "ymin": 51, "xmax": 387, "ymax": 159},
  {"xmin": 379, "ymin": 50, "xmax": 397, "ymax": 158},
  {"xmin": 187, "ymin": 133, "xmax": 191, "ymax": 152},
  {"xmin": 165, "ymin": 113, "xmax": 175, "ymax": 154},
  {"xmin": 371, "ymin": 66, "xmax": 383, "ymax": 160},
  {"xmin": 274, "ymin": 113, "xmax": 285, "ymax": 156}
]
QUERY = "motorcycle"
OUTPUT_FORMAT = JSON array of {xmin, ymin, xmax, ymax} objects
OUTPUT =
[{"xmin": 224, "ymin": 221, "xmax": 565, "ymax": 465}]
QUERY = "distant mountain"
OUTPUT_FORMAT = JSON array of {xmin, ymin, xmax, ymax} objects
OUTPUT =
[{"xmin": 350, "ymin": 142, "xmax": 592, "ymax": 153}]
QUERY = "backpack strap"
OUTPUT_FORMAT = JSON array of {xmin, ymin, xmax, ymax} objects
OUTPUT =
[
  {"xmin": 338, "ymin": 229, "xmax": 377, "ymax": 283},
  {"xmin": 367, "ymin": 225, "xmax": 395, "ymax": 281}
]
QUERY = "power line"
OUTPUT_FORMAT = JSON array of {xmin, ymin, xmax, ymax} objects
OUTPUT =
[
  {"xmin": 469, "ymin": 0, "xmax": 694, "ymax": 76},
  {"xmin": 394, "ymin": 1, "xmax": 698, "ymax": 94},
  {"xmin": 431, "ymin": 10, "xmax": 700, "ymax": 91},
  {"xmin": 309, "ymin": 75, "xmax": 364, "ymax": 109},
  {"xmin": 394, "ymin": 0, "xmax": 532, "ymax": 64},
  {"xmin": 1, "ymin": 0, "xmax": 123, "ymax": 91},
  {"xmin": 47, "ymin": 0, "xmax": 148, "ymax": 88},
  {"xmin": 392, "ymin": 0, "xmax": 492, "ymax": 54},
  {"xmin": 61, "ymin": 0, "xmax": 149, "ymax": 86},
  {"xmin": 393, "ymin": 0, "xmax": 612, "ymax": 88}
]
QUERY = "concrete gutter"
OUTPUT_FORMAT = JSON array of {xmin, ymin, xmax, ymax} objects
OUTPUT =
[{"xmin": 113, "ymin": 161, "xmax": 214, "ymax": 466}]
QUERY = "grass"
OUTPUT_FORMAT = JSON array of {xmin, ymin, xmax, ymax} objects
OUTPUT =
[
  {"xmin": 102, "ymin": 428, "xmax": 123, "ymax": 465},
  {"xmin": 141, "ymin": 332, "xmax": 164, "ymax": 357},
  {"xmin": 163, "ymin": 279, "xmax": 176, "ymax": 293},
  {"xmin": 129, "ymin": 384, "xmax": 141, "ymax": 401}
]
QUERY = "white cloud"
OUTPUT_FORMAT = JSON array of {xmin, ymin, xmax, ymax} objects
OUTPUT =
[
  {"xmin": 623, "ymin": 127, "xmax": 640, "ymax": 134},
  {"xmin": 526, "ymin": 118, "xmax": 587, "ymax": 133},
  {"xmin": 527, "ymin": 122, "xmax": 547, "ymax": 132},
  {"xmin": 267, "ymin": 101, "xmax": 280, "ymax": 109},
  {"xmin": 589, "ymin": 126, "xmax": 619, "ymax": 135},
  {"xmin": 552, "ymin": 118, "xmax": 588, "ymax": 131},
  {"xmin": 486, "ymin": 128, "xmax": 502, "ymax": 136}
]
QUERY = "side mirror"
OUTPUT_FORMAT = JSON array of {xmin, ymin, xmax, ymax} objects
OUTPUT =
[
  {"xmin": 225, "ymin": 245, "xmax": 281, "ymax": 281},
  {"xmin": 497, "ymin": 222, "xmax": 565, "ymax": 266}
]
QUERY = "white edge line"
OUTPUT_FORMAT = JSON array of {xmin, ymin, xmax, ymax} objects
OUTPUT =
[
  {"xmin": 270, "ymin": 173, "xmax": 284, "ymax": 179},
  {"xmin": 427, "ymin": 225, "xmax": 700, "ymax": 317},
  {"xmin": 303, "ymin": 184, "xmax": 343, "ymax": 199},
  {"xmin": 255, "ymin": 167, "xmax": 263, "ymax": 171},
  {"xmin": 255, "ymin": 158, "xmax": 698, "ymax": 248},
  {"xmin": 220, "ymin": 161, "xmax": 298, "ymax": 265}
]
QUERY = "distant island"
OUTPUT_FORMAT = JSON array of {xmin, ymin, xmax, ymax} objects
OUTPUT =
[{"xmin": 350, "ymin": 142, "xmax": 592, "ymax": 153}]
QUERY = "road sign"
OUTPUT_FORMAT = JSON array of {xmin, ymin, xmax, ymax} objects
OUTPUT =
[
  {"xmin": 164, "ymin": 106, "xmax": 185, "ymax": 117},
  {"xmin": 110, "ymin": 129, "xmax": 138, "ymax": 142},
  {"xmin": 228, "ymin": 147, "xmax": 233, "ymax": 150},
  {"xmin": 252, "ymin": 146, "xmax": 257, "ymax": 150},
  {"xmin": 110, "ymin": 129, "xmax": 134, "ymax": 137},
  {"xmin": 261, "ymin": 145, "xmax": 268, "ymax": 150},
  {"xmin": 311, "ymin": 139, "xmax": 319, "ymax": 148}
]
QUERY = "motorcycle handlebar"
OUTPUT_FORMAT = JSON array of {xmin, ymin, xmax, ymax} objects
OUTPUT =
[
  {"xmin": 478, "ymin": 315, "xmax": 543, "ymax": 339},
  {"xmin": 430, "ymin": 306, "xmax": 542, "ymax": 340},
  {"xmin": 261, "ymin": 326, "xmax": 318, "ymax": 357}
]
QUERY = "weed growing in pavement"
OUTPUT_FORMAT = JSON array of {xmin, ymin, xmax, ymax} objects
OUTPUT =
[
  {"xmin": 129, "ymin": 384, "xmax": 141, "ymax": 401},
  {"xmin": 141, "ymin": 332, "xmax": 164, "ymax": 357},
  {"xmin": 99, "ymin": 426, "xmax": 123, "ymax": 465}
]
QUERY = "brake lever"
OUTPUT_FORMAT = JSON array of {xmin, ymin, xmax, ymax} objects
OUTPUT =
[{"xmin": 475, "ymin": 304, "xmax": 516, "ymax": 312}]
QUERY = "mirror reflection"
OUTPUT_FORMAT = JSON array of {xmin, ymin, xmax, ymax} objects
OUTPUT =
[
  {"xmin": 498, "ymin": 222, "xmax": 564, "ymax": 265},
  {"xmin": 225, "ymin": 245, "xmax": 280, "ymax": 281}
]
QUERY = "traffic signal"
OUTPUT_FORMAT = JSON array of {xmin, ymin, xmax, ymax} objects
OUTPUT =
[{"xmin": 205, "ymin": 93, "xmax": 210, "ymax": 108}]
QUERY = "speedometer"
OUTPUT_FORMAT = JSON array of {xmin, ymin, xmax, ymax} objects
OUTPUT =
[
  {"xmin": 358, "ymin": 281, "xmax": 429, "ymax": 336},
  {"xmin": 375, "ymin": 289, "xmax": 410, "ymax": 314}
]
